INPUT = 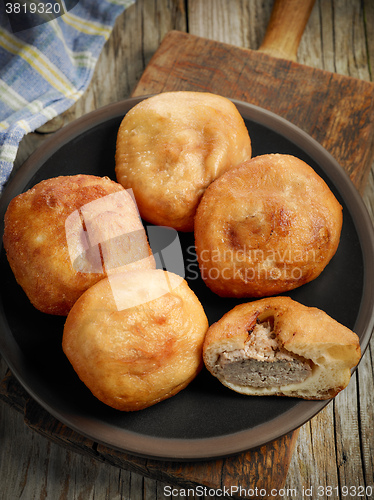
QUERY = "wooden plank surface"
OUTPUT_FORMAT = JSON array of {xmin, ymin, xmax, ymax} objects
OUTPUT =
[
  {"xmin": 1, "ymin": 0, "xmax": 373, "ymax": 499},
  {"xmin": 0, "ymin": 369, "xmax": 298, "ymax": 499}
]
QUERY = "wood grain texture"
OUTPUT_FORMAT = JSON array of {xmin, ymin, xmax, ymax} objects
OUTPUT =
[
  {"xmin": 258, "ymin": 0, "xmax": 317, "ymax": 61},
  {"xmin": 1, "ymin": 0, "xmax": 373, "ymax": 499},
  {"xmin": 0, "ymin": 368, "xmax": 299, "ymax": 499}
]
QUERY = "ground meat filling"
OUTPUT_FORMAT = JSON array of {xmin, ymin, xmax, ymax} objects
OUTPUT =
[{"xmin": 215, "ymin": 320, "xmax": 312, "ymax": 388}]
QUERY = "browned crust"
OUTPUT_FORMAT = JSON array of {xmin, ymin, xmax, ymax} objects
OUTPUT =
[
  {"xmin": 204, "ymin": 297, "xmax": 359, "ymax": 354},
  {"xmin": 62, "ymin": 270, "xmax": 209, "ymax": 411},
  {"xmin": 194, "ymin": 154, "xmax": 343, "ymax": 297},
  {"xmin": 3, "ymin": 175, "xmax": 153, "ymax": 315},
  {"xmin": 115, "ymin": 91, "xmax": 252, "ymax": 231}
]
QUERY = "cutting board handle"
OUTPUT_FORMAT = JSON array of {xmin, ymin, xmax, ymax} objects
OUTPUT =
[{"xmin": 259, "ymin": 0, "xmax": 316, "ymax": 61}]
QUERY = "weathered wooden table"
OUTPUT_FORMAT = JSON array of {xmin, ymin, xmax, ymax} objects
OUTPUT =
[{"xmin": 1, "ymin": 1, "xmax": 373, "ymax": 499}]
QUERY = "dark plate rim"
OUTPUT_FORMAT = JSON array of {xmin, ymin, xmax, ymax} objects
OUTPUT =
[{"xmin": 0, "ymin": 96, "xmax": 373, "ymax": 460}]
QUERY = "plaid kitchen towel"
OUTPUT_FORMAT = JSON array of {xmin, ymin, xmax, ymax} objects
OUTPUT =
[{"xmin": 0, "ymin": 0, "xmax": 135, "ymax": 192}]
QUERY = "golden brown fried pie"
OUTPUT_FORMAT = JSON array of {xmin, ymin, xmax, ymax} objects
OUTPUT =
[
  {"xmin": 3, "ymin": 174, "xmax": 155, "ymax": 315},
  {"xmin": 62, "ymin": 269, "xmax": 209, "ymax": 411},
  {"xmin": 203, "ymin": 297, "xmax": 361, "ymax": 400},
  {"xmin": 194, "ymin": 154, "xmax": 342, "ymax": 297},
  {"xmin": 115, "ymin": 91, "xmax": 252, "ymax": 231}
]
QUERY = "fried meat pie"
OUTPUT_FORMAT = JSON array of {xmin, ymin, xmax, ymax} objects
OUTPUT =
[
  {"xmin": 194, "ymin": 154, "xmax": 342, "ymax": 297},
  {"xmin": 203, "ymin": 297, "xmax": 361, "ymax": 400},
  {"xmin": 3, "ymin": 175, "xmax": 154, "ymax": 315},
  {"xmin": 115, "ymin": 91, "xmax": 252, "ymax": 231},
  {"xmin": 62, "ymin": 269, "xmax": 209, "ymax": 411}
]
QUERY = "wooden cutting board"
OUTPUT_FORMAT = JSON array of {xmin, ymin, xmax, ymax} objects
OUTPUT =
[{"xmin": 1, "ymin": 1, "xmax": 374, "ymax": 498}]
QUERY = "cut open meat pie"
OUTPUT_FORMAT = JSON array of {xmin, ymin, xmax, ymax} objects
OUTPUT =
[{"xmin": 203, "ymin": 297, "xmax": 361, "ymax": 400}]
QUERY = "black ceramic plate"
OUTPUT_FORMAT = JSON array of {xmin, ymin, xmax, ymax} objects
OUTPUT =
[{"xmin": 0, "ymin": 97, "xmax": 373, "ymax": 461}]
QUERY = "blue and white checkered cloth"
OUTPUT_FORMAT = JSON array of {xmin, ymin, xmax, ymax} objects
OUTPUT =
[{"xmin": 0, "ymin": 0, "xmax": 135, "ymax": 192}]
